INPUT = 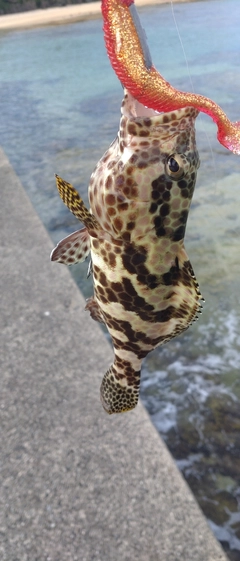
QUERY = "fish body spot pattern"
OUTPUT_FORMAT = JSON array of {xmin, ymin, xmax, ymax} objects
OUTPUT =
[
  {"xmin": 51, "ymin": 90, "xmax": 203, "ymax": 414},
  {"xmin": 51, "ymin": 0, "xmax": 240, "ymax": 413}
]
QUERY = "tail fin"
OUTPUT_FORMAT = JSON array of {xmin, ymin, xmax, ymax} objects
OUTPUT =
[{"xmin": 100, "ymin": 360, "xmax": 140, "ymax": 414}]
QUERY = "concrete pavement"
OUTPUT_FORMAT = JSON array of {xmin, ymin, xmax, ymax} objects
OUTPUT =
[{"xmin": 0, "ymin": 146, "xmax": 227, "ymax": 561}]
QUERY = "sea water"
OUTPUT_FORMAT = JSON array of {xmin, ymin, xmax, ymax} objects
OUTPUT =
[{"xmin": 0, "ymin": 1, "xmax": 240, "ymax": 557}]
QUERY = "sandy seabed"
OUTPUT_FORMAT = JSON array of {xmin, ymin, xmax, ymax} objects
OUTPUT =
[{"xmin": 0, "ymin": 0, "xmax": 191, "ymax": 31}]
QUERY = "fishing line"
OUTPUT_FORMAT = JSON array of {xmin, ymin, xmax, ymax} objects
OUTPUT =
[
  {"xmin": 169, "ymin": 0, "xmax": 194, "ymax": 95},
  {"xmin": 169, "ymin": 0, "xmax": 220, "ymax": 217},
  {"xmin": 168, "ymin": 1, "xmax": 239, "ymax": 278}
]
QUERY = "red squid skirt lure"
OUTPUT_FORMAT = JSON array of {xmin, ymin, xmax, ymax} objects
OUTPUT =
[{"xmin": 102, "ymin": 0, "xmax": 240, "ymax": 155}]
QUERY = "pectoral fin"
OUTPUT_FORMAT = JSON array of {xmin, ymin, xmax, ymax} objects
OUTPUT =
[
  {"xmin": 50, "ymin": 227, "xmax": 90, "ymax": 265},
  {"xmin": 55, "ymin": 175, "xmax": 100, "ymax": 231}
]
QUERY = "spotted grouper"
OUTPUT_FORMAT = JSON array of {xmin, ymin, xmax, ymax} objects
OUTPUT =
[
  {"xmin": 51, "ymin": 0, "xmax": 240, "ymax": 414},
  {"xmin": 51, "ymin": 93, "xmax": 202, "ymax": 413}
]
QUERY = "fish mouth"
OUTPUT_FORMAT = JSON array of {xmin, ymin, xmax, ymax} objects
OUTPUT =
[
  {"xmin": 122, "ymin": 88, "xmax": 160, "ymax": 119},
  {"xmin": 122, "ymin": 89, "xmax": 199, "ymax": 123}
]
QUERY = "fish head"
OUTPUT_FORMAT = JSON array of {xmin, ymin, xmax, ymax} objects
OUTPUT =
[
  {"xmin": 90, "ymin": 90, "xmax": 200, "ymax": 241},
  {"xmin": 120, "ymin": 89, "xmax": 200, "ymax": 172}
]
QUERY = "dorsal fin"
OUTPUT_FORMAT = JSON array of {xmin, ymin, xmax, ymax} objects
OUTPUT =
[{"xmin": 55, "ymin": 175, "xmax": 100, "ymax": 232}]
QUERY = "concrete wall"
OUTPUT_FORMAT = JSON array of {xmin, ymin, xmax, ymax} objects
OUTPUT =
[{"xmin": 0, "ymin": 146, "xmax": 227, "ymax": 560}]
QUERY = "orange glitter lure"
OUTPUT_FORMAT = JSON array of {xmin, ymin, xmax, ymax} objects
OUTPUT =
[{"xmin": 102, "ymin": 0, "xmax": 240, "ymax": 155}]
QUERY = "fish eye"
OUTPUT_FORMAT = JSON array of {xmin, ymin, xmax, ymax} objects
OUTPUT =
[
  {"xmin": 168, "ymin": 157, "xmax": 179, "ymax": 173},
  {"xmin": 165, "ymin": 154, "xmax": 185, "ymax": 180}
]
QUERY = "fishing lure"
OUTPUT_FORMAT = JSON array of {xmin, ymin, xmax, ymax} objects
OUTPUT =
[
  {"xmin": 102, "ymin": 0, "xmax": 240, "ymax": 155},
  {"xmin": 51, "ymin": 0, "xmax": 238, "ymax": 414}
]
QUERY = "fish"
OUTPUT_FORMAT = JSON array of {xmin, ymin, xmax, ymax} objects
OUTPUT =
[
  {"xmin": 51, "ymin": 98, "xmax": 202, "ymax": 414},
  {"xmin": 51, "ymin": 0, "xmax": 238, "ymax": 414}
]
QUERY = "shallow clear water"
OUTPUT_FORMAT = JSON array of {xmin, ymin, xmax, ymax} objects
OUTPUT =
[{"xmin": 1, "ymin": 1, "xmax": 240, "ymax": 558}]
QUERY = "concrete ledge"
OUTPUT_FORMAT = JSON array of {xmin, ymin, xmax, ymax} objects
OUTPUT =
[{"xmin": 0, "ymin": 146, "xmax": 227, "ymax": 560}]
